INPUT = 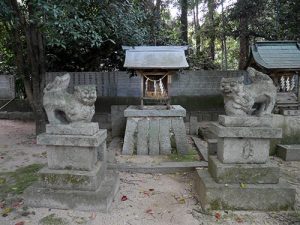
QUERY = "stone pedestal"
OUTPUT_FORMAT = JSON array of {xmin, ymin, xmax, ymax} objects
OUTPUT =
[
  {"xmin": 194, "ymin": 115, "xmax": 296, "ymax": 211},
  {"xmin": 122, "ymin": 105, "xmax": 188, "ymax": 155},
  {"xmin": 24, "ymin": 123, "xmax": 119, "ymax": 212}
]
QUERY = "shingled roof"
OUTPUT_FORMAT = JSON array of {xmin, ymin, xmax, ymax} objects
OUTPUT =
[
  {"xmin": 250, "ymin": 41, "xmax": 300, "ymax": 70},
  {"xmin": 122, "ymin": 46, "xmax": 189, "ymax": 69}
]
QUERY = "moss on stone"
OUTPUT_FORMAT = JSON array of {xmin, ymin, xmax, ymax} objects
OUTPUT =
[
  {"xmin": 41, "ymin": 174, "xmax": 89, "ymax": 185},
  {"xmin": 39, "ymin": 214, "xmax": 69, "ymax": 225},
  {"xmin": 0, "ymin": 164, "xmax": 43, "ymax": 198}
]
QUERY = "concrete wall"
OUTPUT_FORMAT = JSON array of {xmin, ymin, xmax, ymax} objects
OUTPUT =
[{"xmin": 0, "ymin": 75, "xmax": 15, "ymax": 99}]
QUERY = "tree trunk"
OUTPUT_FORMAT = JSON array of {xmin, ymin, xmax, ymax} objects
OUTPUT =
[
  {"xmin": 207, "ymin": 0, "xmax": 215, "ymax": 61},
  {"xmin": 9, "ymin": 0, "xmax": 46, "ymax": 134},
  {"xmin": 195, "ymin": 0, "xmax": 201, "ymax": 55},
  {"xmin": 238, "ymin": 15, "xmax": 249, "ymax": 70},
  {"xmin": 180, "ymin": 0, "xmax": 188, "ymax": 45}
]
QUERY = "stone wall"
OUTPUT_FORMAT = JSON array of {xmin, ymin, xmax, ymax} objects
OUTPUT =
[{"xmin": 46, "ymin": 70, "xmax": 245, "ymax": 97}]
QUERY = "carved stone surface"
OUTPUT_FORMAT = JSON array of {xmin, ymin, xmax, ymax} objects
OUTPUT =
[
  {"xmin": 43, "ymin": 73, "xmax": 97, "ymax": 124},
  {"xmin": 220, "ymin": 67, "xmax": 277, "ymax": 117}
]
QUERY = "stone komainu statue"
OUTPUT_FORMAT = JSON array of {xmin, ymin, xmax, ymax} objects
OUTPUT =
[
  {"xmin": 43, "ymin": 73, "xmax": 97, "ymax": 124},
  {"xmin": 220, "ymin": 67, "xmax": 277, "ymax": 116}
]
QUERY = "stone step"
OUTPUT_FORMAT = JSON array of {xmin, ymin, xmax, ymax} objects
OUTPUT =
[
  {"xmin": 23, "ymin": 171, "xmax": 120, "ymax": 212},
  {"xmin": 277, "ymin": 145, "xmax": 300, "ymax": 161},
  {"xmin": 38, "ymin": 162, "xmax": 106, "ymax": 191},
  {"xmin": 194, "ymin": 169, "xmax": 295, "ymax": 211},
  {"xmin": 208, "ymin": 156, "xmax": 279, "ymax": 184}
]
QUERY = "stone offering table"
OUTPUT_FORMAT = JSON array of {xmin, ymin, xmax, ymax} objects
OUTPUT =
[
  {"xmin": 24, "ymin": 123, "xmax": 119, "ymax": 212},
  {"xmin": 194, "ymin": 115, "xmax": 296, "ymax": 210},
  {"xmin": 122, "ymin": 105, "xmax": 188, "ymax": 155}
]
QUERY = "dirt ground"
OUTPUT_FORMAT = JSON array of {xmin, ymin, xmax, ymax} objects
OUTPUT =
[{"xmin": 0, "ymin": 120, "xmax": 300, "ymax": 225}]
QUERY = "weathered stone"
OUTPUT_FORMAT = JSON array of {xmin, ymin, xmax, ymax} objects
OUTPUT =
[
  {"xmin": 217, "ymin": 137, "xmax": 270, "ymax": 164},
  {"xmin": 159, "ymin": 119, "xmax": 172, "ymax": 155},
  {"xmin": 189, "ymin": 116, "xmax": 199, "ymax": 135},
  {"xmin": 39, "ymin": 162, "xmax": 106, "ymax": 191},
  {"xmin": 192, "ymin": 136, "xmax": 208, "ymax": 161},
  {"xmin": 211, "ymin": 123, "xmax": 282, "ymax": 139},
  {"xmin": 122, "ymin": 119, "xmax": 138, "ymax": 155},
  {"xmin": 207, "ymin": 139, "xmax": 217, "ymax": 155},
  {"xmin": 220, "ymin": 67, "xmax": 277, "ymax": 117},
  {"xmin": 149, "ymin": 120, "xmax": 159, "ymax": 155},
  {"xmin": 218, "ymin": 115, "xmax": 272, "ymax": 127},
  {"xmin": 97, "ymin": 142, "xmax": 107, "ymax": 162},
  {"xmin": 208, "ymin": 156, "xmax": 279, "ymax": 184},
  {"xmin": 47, "ymin": 146, "xmax": 97, "ymax": 171},
  {"xmin": 23, "ymin": 171, "xmax": 119, "ymax": 212},
  {"xmin": 137, "ymin": 119, "xmax": 149, "ymax": 155},
  {"xmin": 37, "ymin": 129, "xmax": 107, "ymax": 147},
  {"xmin": 194, "ymin": 169, "xmax": 295, "ymax": 211},
  {"xmin": 172, "ymin": 118, "xmax": 188, "ymax": 154},
  {"xmin": 124, "ymin": 105, "xmax": 186, "ymax": 117},
  {"xmin": 46, "ymin": 123, "xmax": 99, "ymax": 136},
  {"xmin": 277, "ymin": 145, "xmax": 300, "ymax": 161},
  {"xmin": 111, "ymin": 105, "xmax": 128, "ymax": 137},
  {"xmin": 43, "ymin": 73, "xmax": 97, "ymax": 124}
]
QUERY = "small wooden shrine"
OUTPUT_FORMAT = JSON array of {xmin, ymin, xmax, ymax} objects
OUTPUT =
[
  {"xmin": 122, "ymin": 46, "xmax": 189, "ymax": 108},
  {"xmin": 246, "ymin": 41, "xmax": 300, "ymax": 111}
]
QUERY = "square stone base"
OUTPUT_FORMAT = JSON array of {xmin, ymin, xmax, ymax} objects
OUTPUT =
[
  {"xmin": 208, "ymin": 156, "xmax": 279, "ymax": 184},
  {"xmin": 194, "ymin": 169, "xmax": 295, "ymax": 211},
  {"xmin": 39, "ymin": 162, "xmax": 106, "ymax": 191},
  {"xmin": 23, "ymin": 171, "xmax": 119, "ymax": 212},
  {"xmin": 277, "ymin": 145, "xmax": 300, "ymax": 161},
  {"xmin": 217, "ymin": 138, "xmax": 270, "ymax": 164}
]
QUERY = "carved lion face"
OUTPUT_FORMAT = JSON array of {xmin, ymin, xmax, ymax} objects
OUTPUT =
[
  {"xmin": 74, "ymin": 85, "xmax": 97, "ymax": 106},
  {"xmin": 220, "ymin": 77, "xmax": 244, "ymax": 96}
]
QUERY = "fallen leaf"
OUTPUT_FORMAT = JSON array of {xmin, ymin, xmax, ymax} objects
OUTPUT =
[
  {"xmin": 178, "ymin": 198, "xmax": 186, "ymax": 204},
  {"xmin": 215, "ymin": 212, "xmax": 221, "ymax": 220},
  {"xmin": 240, "ymin": 183, "xmax": 247, "ymax": 189},
  {"xmin": 0, "ymin": 177, "xmax": 6, "ymax": 184},
  {"xmin": 2, "ymin": 207, "xmax": 12, "ymax": 216},
  {"xmin": 89, "ymin": 212, "xmax": 96, "ymax": 220},
  {"xmin": 145, "ymin": 209, "xmax": 154, "ymax": 214},
  {"xmin": 149, "ymin": 188, "xmax": 154, "ymax": 191},
  {"xmin": 121, "ymin": 195, "xmax": 128, "ymax": 201},
  {"xmin": 236, "ymin": 217, "xmax": 243, "ymax": 223},
  {"xmin": 15, "ymin": 222, "xmax": 25, "ymax": 225}
]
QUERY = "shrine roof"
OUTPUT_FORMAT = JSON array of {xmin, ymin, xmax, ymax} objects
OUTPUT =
[
  {"xmin": 249, "ymin": 41, "xmax": 300, "ymax": 70},
  {"xmin": 122, "ymin": 46, "xmax": 189, "ymax": 69}
]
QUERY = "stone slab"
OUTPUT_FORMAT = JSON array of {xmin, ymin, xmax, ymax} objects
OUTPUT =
[
  {"xmin": 122, "ymin": 119, "xmax": 138, "ymax": 155},
  {"xmin": 194, "ymin": 169, "xmax": 295, "ymax": 211},
  {"xmin": 46, "ymin": 123, "xmax": 99, "ymax": 136},
  {"xmin": 192, "ymin": 136, "xmax": 208, "ymax": 161},
  {"xmin": 137, "ymin": 119, "xmax": 149, "ymax": 155},
  {"xmin": 218, "ymin": 115, "xmax": 272, "ymax": 127},
  {"xmin": 149, "ymin": 119, "xmax": 160, "ymax": 155},
  {"xmin": 111, "ymin": 105, "xmax": 128, "ymax": 137},
  {"xmin": 23, "ymin": 171, "xmax": 119, "ymax": 212},
  {"xmin": 108, "ymin": 161, "xmax": 207, "ymax": 174},
  {"xmin": 172, "ymin": 118, "xmax": 188, "ymax": 154},
  {"xmin": 281, "ymin": 110, "xmax": 300, "ymax": 116},
  {"xmin": 124, "ymin": 105, "xmax": 186, "ymax": 117},
  {"xmin": 277, "ymin": 145, "xmax": 300, "ymax": 161},
  {"xmin": 47, "ymin": 146, "xmax": 98, "ymax": 171},
  {"xmin": 37, "ymin": 129, "xmax": 107, "ymax": 147},
  {"xmin": 39, "ymin": 162, "xmax": 106, "ymax": 191},
  {"xmin": 208, "ymin": 156, "xmax": 279, "ymax": 184},
  {"xmin": 217, "ymin": 138, "xmax": 269, "ymax": 164},
  {"xmin": 189, "ymin": 116, "xmax": 199, "ymax": 135},
  {"xmin": 211, "ymin": 123, "xmax": 282, "ymax": 139},
  {"xmin": 159, "ymin": 119, "xmax": 172, "ymax": 155},
  {"xmin": 207, "ymin": 139, "xmax": 217, "ymax": 155}
]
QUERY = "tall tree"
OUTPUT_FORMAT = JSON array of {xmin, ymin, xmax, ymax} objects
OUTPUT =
[
  {"xmin": 180, "ymin": 0, "xmax": 188, "ymax": 44},
  {"xmin": 207, "ymin": 0, "xmax": 216, "ymax": 61}
]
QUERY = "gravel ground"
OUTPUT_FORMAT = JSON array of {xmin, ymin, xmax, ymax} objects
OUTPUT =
[{"xmin": 0, "ymin": 120, "xmax": 300, "ymax": 225}]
